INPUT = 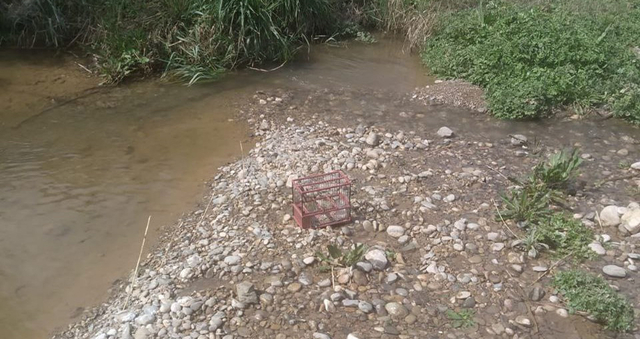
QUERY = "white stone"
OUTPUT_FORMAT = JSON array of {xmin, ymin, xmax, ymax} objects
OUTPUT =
[
  {"xmin": 491, "ymin": 243, "xmax": 505, "ymax": 252},
  {"xmin": 556, "ymin": 308, "xmax": 569, "ymax": 318},
  {"xmin": 622, "ymin": 209, "xmax": 640, "ymax": 234},
  {"xmin": 365, "ymin": 132, "xmax": 380, "ymax": 146},
  {"xmin": 224, "ymin": 255, "xmax": 241, "ymax": 265},
  {"xmin": 365, "ymin": 249, "xmax": 388, "ymax": 270},
  {"xmin": 599, "ymin": 205, "xmax": 621, "ymax": 227},
  {"xmin": 588, "ymin": 242, "xmax": 606, "ymax": 255},
  {"xmin": 631, "ymin": 161, "xmax": 640, "ymax": 170},
  {"xmin": 437, "ymin": 127, "xmax": 454, "ymax": 138},
  {"xmin": 603, "ymin": 265, "xmax": 627, "ymax": 278},
  {"xmin": 515, "ymin": 316, "xmax": 531, "ymax": 327},
  {"xmin": 386, "ymin": 225, "xmax": 405, "ymax": 238}
]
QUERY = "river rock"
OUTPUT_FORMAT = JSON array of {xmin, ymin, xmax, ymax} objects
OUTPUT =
[
  {"xmin": 600, "ymin": 206, "xmax": 621, "ymax": 227},
  {"xmin": 386, "ymin": 225, "xmax": 405, "ymax": 238},
  {"xmin": 602, "ymin": 265, "xmax": 627, "ymax": 278},
  {"xmin": 588, "ymin": 242, "xmax": 606, "ymax": 255},
  {"xmin": 528, "ymin": 286, "xmax": 545, "ymax": 301},
  {"xmin": 134, "ymin": 314, "xmax": 154, "ymax": 325},
  {"xmin": 236, "ymin": 281, "xmax": 258, "ymax": 304},
  {"xmin": 515, "ymin": 316, "xmax": 532, "ymax": 327},
  {"xmin": 631, "ymin": 161, "xmax": 640, "ymax": 170},
  {"xmin": 510, "ymin": 134, "xmax": 528, "ymax": 146},
  {"xmin": 384, "ymin": 302, "xmax": 409, "ymax": 318},
  {"xmin": 366, "ymin": 132, "xmax": 380, "ymax": 146},
  {"xmin": 133, "ymin": 327, "xmax": 149, "ymax": 339},
  {"xmin": 437, "ymin": 126, "xmax": 454, "ymax": 138},
  {"xmin": 365, "ymin": 249, "xmax": 388, "ymax": 270},
  {"xmin": 621, "ymin": 209, "xmax": 640, "ymax": 234},
  {"xmin": 313, "ymin": 333, "xmax": 331, "ymax": 339}
]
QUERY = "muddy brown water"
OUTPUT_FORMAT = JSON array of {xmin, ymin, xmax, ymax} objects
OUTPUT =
[{"xmin": 0, "ymin": 38, "xmax": 638, "ymax": 339}]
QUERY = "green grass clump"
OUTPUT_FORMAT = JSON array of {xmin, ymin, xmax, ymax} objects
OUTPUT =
[
  {"xmin": 499, "ymin": 183, "xmax": 553, "ymax": 223},
  {"xmin": 1, "ymin": 0, "xmax": 338, "ymax": 84},
  {"xmin": 531, "ymin": 149, "xmax": 583, "ymax": 190},
  {"xmin": 500, "ymin": 148, "xmax": 594, "ymax": 259},
  {"xmin": 421, "ymin": 1, "xmax": 640, "ymax": 123},
  {"xmin": 500, "ymin": 148, "xmax": 581, "ymax": 223},
  {"xmin": 553, "ymin": 270, "xmax": 635, "ymax": 332}
]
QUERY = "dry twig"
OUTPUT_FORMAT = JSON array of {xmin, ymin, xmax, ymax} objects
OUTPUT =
[{"xmin": 124, "ymin": 216, "xmax": 151, "ymax": 309}]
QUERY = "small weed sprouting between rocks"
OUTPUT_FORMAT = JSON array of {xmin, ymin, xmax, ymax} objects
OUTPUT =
[
  {"xmin": 316, "ymin": 243, "xmax": 367, "ymax": 271},
  {"xmin": 531, "ymin": 149, "xmax": 583, "ymax": 190},
  {"xmin": 553, "ymin": 270, "xmax": 635, "ymax": 332},
  {"xmin": 500, "ymin": 148, "xmax": 581, "ymax": 224},
  {"xmin": 499, "ymin": 183, "xmax": 553, "ymax": 224},
  {"xmin": 446, "ymin": 309, "xmax": 475, "ymax": 328}
]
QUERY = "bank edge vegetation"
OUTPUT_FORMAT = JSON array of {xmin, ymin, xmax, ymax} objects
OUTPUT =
[{"xmin": 1, "ymin": 0, "xmax": 639, "ymax": 120}]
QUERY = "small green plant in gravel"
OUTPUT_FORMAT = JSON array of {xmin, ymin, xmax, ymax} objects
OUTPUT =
[
  {"xmin": 499, "ymin": 183, "xmax": 553, "ymax": 224},
  {"xmin": 531, "ymin": 149, "xmax": 583, "ymax": 190},
  {"xmin": 553, "ymin": 270, "xmax": 635, "ymax": 332},
  {"xmin": 447, "ymin": 309, "xmax": 475, "ymax": 328},
  {"xmin": 316, "ymin": 243, "xmax": 367, "ymax": 271}
]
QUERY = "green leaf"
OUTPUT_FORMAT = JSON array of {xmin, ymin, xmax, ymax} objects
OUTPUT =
[{"xmin": 328, "ymin": 244, "xmax": 342, "ymax": 259}]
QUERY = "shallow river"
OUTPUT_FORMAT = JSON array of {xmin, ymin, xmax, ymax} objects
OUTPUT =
[{"xmin": 0, "ymin": 39, "xmax": 432, "ymax": 338}]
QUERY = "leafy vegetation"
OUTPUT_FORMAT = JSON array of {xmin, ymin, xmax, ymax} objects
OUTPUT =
[
  {"xmin": 553, "ymin": 270, "xmax": 635, "ymax": 332},
  {"xmin": 1, "ymin": 0, "xmax": 338, "ymax": 83},
  {"xmin": 316, "ymin": 243, "xmax": 367, "ymax": 271},
  {"xmin": 499, "ymin": 183, "xmax": 553, "ymax": 224},
  {"xmin": 531, "ymin": 149, "xmax": 583, "ymax": 190},
  {"xmin": 500, "ymin": 149, "xmax": 594, "ymax": 259},
  {"xmin": 531, "ymin": 213, "xmax": 595, "ymax": 260},
  {"xmin": 446, "ymin": 309, "xmax": 475, "ymax": 328},
  {"xmin": 421, "ymin": 0, "xmax": 640, "ymax": 123}
]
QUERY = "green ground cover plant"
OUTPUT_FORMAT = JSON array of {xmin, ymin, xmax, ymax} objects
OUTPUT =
[
  {"xmin": 553, "ymin": 270, "xmax": 635, "ymax": 332},
  {"xmin": 421, "ymin": 1, "xmax": 640, "ymax": 123}
]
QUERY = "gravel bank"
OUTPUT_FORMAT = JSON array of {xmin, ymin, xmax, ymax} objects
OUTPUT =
[{"xmin": 53, "ymin": 89, "xmax": 640, "ymax": 339}]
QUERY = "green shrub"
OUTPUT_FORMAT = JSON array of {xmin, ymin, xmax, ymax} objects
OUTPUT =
[
  {"xmin": 421, "ymin": 1, "xmax": 640, "ymax": 123},
  {"xmin": 553, "ymin": 270, "xmax": 635, "ymax": 332}
]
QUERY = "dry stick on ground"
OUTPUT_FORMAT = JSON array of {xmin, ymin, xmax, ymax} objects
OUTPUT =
[
  {"xmin": 595, "ymin": 211, "xmax": 604, "ymax": 232},
  {"xmin": 198, "ymin": 195, "xmax": 215, "ymax": 227},
  {"xmin": 248, "ymin": 60, "xmax": 287, "ymax": 73},
  {"xmin": 124, "ymin": 215, "xmax": 151, "ymax": 309},
  {"xmin": 240, "ymin": 141, "xmax": 246, "ymax": 171},
  {"xmin": 486, "ymin": 165, "xmax": 513, "ymax": 182},
  {"xmin": 493, "ymin": 199, "xmax": 521, "ymax": 240},
  {"xmin": 529, "ymin": 251, "xmax": 573, "ymax": 287},
  {"xmin": 506, "ymin": 270, "xmax": 539, "ymax": 334},
  {"xmin": 593, "ymin": 173, "xmax": 640, "ymax": 188}
]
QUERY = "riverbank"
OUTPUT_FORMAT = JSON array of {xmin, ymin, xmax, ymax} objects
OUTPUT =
[{"xmin": 54, "ymin": 87, "xmax": 640, "ymax": 339}]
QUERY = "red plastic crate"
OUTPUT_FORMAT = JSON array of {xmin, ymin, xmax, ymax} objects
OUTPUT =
[{"xmin": 292, "ymin": 171, "xmax": 352, "ymax": 229}]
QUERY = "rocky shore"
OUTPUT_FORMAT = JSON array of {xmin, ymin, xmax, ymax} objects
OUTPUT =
[{"xmin": 54, "ymin": 89, "xmax": 640, "ymax": 339}]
